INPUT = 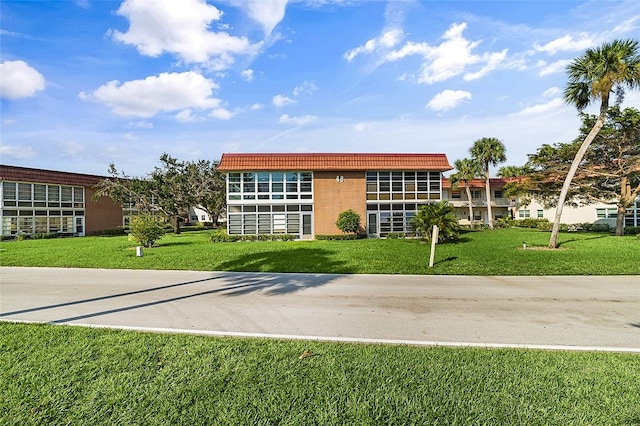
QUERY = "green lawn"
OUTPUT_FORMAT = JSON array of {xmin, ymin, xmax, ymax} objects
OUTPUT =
[
  {"xmin": 1, "ymin": 228, "xmax": 638, "ymax": 275},
  {"xmin": 2, "ymin": 322, "xmax": 639, "ymax": 426}
]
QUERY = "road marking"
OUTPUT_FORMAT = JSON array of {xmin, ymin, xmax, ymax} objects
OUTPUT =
[{"xmin": 4, "ymin": 319, "xmax": 639, "ymax": 353}]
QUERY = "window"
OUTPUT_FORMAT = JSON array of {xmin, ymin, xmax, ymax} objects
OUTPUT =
[
  {"xmin": 451, "ymin": 190, "xmax": 461, "ymax": 199},
  {"xmin": 494, "ymin": 190, "xmax": 503, "ymax": 199},
  {"xmin": 596, "ymin": 208, "xmax": 617, "ymax": 219},
  {"xmin": 518, "ymin": 210, "xmax": 530, "ymax": 218},
  {"xmin": 365, "ymin": 171, "xmax": 442, "ymax": 202},
  {"xmin": 537, "ymin": 210, "xmax": 544, "ymax": 218},
  {"xmin": 470, "ymin": 190, "xmax": 482, "ymax": 199}
]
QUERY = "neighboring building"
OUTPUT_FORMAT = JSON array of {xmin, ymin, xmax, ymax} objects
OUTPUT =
[
  {"xmin": 216, "ymin": 153, "xmax": 453, "ymax": 238},
  {"xmin": 443, "ymin": 175, "xmax": 640, "ymax": 228},
  {"xmin": 442, "ymin": 177, "xmax": 515, "ymax": 225},
  {"xmin": 0, "ymin": 165, "xmax": 123, "ymax": 237}
]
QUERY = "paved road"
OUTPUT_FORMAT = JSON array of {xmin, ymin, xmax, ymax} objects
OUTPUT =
[{"xmin": 1, "ymin": 267, "xmax": 639, "ymax": 351}]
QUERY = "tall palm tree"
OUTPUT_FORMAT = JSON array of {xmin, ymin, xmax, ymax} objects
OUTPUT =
[
  {"xmin": 470, "ymin": 137, "xmax": 507, "ymax": 229},
  {"xmin": 549, "ymin": 39, "xmax": 640, "ymax": 248},
  {"xmin": 449, "ymin": 158, "xmax": 482, "ymax": 229}
]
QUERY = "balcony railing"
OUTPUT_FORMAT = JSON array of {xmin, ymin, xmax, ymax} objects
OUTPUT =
[{"xmin": 448, "ymin": 198, "xmax": 514, "ymax": 207}]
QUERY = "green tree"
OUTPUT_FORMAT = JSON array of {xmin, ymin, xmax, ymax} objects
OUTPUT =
[
  {"xmin": 335, "ymin": 209, "xmax": 361, "ymax": 234},
  {"xmin": 94, "ymin": 154, "xmax": 226, "ymax": 234},
  {"xmin": 410, "ymin": 201, "xmax": 460, "ymax": 242},
  {"xmin": 549, "ymin": 39, "xmax": 640, "ymax": 248},
  {"xmin": 470, "ymin": 137, "xmax": 507, "ymax": 229},
  {"xmin": 525, "ymin": 107, "xmax": 640, "ymax": 236},
  {"xmin": 497, "ymin": 165, "xmax": 531, "ymax": 178},
  {"xmin": 449, "ymin": 158, "xmax": 482, "ymax": 229},
  {"xmin": 129, "ymin": 213, "xmax": 166, "ymax": 248}
]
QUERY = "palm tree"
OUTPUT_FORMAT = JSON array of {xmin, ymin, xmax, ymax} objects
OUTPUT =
[
  {"xmin": 549, "ymin": 39, "xmax": 640, "ymax": 248},
  {"xmin": 410, "ymin": 201, "xmax": 460, "ymax": 242},
  {"xmin": 470, "ymin": 137, "xmax": 507, "ymax": 229},
  {"xmin": 449, "ymin": 158, "xmax": 482, "ymax": 229}
]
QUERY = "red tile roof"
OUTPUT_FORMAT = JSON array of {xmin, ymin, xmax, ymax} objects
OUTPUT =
[
  {"xmin": 0, "ymin": 165, "xmax": 109, "ymax": 187},
  {"xmin": 217, "ymin": 153, "xmax": 453, "ymax": 172},
  {"xmin": 442, "ymin": 177, "xmax": 519, "ymax": 189}
]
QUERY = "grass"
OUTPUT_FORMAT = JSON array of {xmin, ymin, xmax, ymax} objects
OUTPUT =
[
  {"xmin": 1, "ymin": 228, "xmax": 638, "ymax": 275},
  {"xmin": 2, "ymin": 322, "xmax": 639, "ymax": 425}
]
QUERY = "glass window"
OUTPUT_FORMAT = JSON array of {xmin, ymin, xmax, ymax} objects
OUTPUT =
[
  {"xmin": 18, "ymin": 183, "xmax": 32, "ymax": 200},
  {"xmin": 73, "ymin": 187, "xmax": 84, "ymax": 203},
  {"xmin": 537, "ymin": 210, "xmax": 544, "ymax": 218},
  {"xmin": 366, "ymin": 172, "xmax": 377, "ymax": 182},
  {"xmin": 2, "ymin": 182, "xmax": 16, "ymax": 200},
  {"xmin": 33, "ymin": 185, "xmax": 46, "ymax": 201},
  {"xmin": 286, "ymin": 172, "xmax": 298, "ymax": 182},
  {"xmin": 61, "ymin": 187, "xmax": 72, "ymax": 202},
  {"xmin": 228, "ymin": 173, "xmax": 241, "ymax": 182},
  {"xmin": 300, "ymin": 182, "xmax": 312, "ymax": 192},
  {"xmin": 300, "ymin": 172, "xmax": 312, "ymax": 182},
  {"xmin": 257, "ymin": 172, "xmax": 270, "ymax": 182},
  {"xmin": 48, "ymin": 186, "xmax": 60, "ymax": 202},
  {"xmin": 272, "ymin": 182, "xmax": 284, "ymax": 193},
  {"xmin": 518, "ymin": 210, "xmax": 530, "ymax": 218},
  {"xmin": 243, "ymin": 173, "xmax": 255, "ymax": 182}
]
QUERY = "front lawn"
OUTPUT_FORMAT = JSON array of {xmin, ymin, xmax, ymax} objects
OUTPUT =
[
  {"xmin": 1, "ymin": 228, "xmax": 638, "ymax": 275},
  {"xmin": 2, "ymin": 323, "xmax": 639, "ymax": 425}
]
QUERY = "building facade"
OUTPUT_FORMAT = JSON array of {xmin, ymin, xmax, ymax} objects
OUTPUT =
[
  {"xmin": 216, "ymin": 153, "xmax": 453, "ymax": 238},
  {"xmin": 442, "ymin": 176, "xmax": 640, "ymax": 228},
  {"xmin": 0, "ymin": 165, "xmax": 123, "ymax": 237}
]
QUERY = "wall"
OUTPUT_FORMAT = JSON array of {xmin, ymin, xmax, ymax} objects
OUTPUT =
[
  {"xmin": 85, "ymin": 187, "xmax": 124, "ymax": 235},
  {"xmin": 313, "ymin": 171, "xmax": 366, "ymax": 235}
]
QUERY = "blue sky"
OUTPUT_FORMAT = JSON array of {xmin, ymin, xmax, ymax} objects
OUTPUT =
[{"xmin": 1, "ymin": 0, "xmax": 639, "ymax": 177}]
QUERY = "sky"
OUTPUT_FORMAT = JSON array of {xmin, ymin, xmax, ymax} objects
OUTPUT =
[{"xmin": 1, "ymin": 0, "xmax": 639, "ymax": 177}]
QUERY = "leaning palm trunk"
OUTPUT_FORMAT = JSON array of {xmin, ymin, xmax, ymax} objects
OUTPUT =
[
  {"xmin": 464, "ymin": 184, "xmax": 474, "ymax": 230},
  {"xmin": 548, "ymin": 110, "xmax": 607, "ymax": 248},
  {"xmin": 484, "ymin": 170, "xmax": 493, "ymax": 229}
]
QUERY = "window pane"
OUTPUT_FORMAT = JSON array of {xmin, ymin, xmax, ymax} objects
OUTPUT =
[
  {"xmin": 300, "ymin": 172, "xmax": 312, "ymax": 182},
  {"xmin": 228, "ymin": 173, "xmax": 241, "ymax": 182},
  {"xmin": 61, "ymin": 187, "xmax": 72, "ymax": 202},
  {"xmin": 2, "ymin": 182, "xmax": 16, "ymax": 200},
  {"xmin": 33, "ymin": 185, "xmax": 46, "ymax": 201},
  {"xmin": 18, "ymin": 183, "xmax": 32, "ymax": 200},
  {"xmin": 48, "ymin": 186, "xmax": 60, "ymax": 201},
  {"xmin": 286, "ymin": 172, "xmax": 298, "ymax": 182}
]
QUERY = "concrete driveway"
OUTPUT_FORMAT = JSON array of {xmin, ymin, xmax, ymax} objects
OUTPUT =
[{"xmin": 1, "ymin": 267, "xmax": 639, "ymax": 352}]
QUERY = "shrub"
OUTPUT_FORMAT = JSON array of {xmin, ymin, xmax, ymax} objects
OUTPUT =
[
  {"xmin": 385, "ymin": 232, "xmax": 407, "ymax": 239},
  {"xmin": 316, "ymin": 234, "xmax": 363, "ymax": 240},
  {"xmin": 336, "ymin": 209, "xmax": 361, "ymax": 234},
  {"xmin": 31, "ymin": 232, "xmax": 60, "ymax": 240},
  {"xmin": 209, "ymin": 229, "xmax": 296, "ymax": 243},
  {"xmin": 129, "ymin": 213, "xmax": 166, "ymax": 247},
  {"xmin": 92, "ymin": 228, "xmax": 127, "ymax": 236},
  {"xmin": 410, "ymin": 201, "xmax": 460, "ymax": 242},
  {"xmin": 624, "ymin": 226, "xmax": 640, "ymax": 235}
]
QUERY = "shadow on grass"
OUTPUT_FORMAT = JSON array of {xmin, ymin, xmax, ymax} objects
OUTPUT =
[
  {"xmin": 557, "ymin": 233, "xmax": 609, "ymax": 247},
  {"xmin": 1, "ymin": 270, "xmax": 345, "ymax": 324},
  {"xmin": 434, "ymin": 256, "xmax": 458, "ymax": 265},
  {"xmin": 216, "ymin": 247, "xmax": 353, "ymax": 275}
]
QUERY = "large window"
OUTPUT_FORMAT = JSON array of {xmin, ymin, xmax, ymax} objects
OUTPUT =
[
  {"xmin": 1, "ymin": 181, "xmax": 85, "ymax": 236},
  {"xmin": 518, "ymin": 209, "xmax": 530, "ymax": 218},
  {"xmin": 227, "ymin": 204, "xmax": 313, "ymax": 237},
  {"xmin": 227, "ymin": 172, "xmax": 312, "ymax": 201},
  {"xmin": 366, "ymin": 171, "xmax": 441, "ymax": 201}
]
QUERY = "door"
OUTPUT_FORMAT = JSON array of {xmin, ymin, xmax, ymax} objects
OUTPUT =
[
  {"xmin": 74, "ymin": 216, "xmax": 85, "ymax": 236},
  {"xmin": 367, "ymin": 213, "xmax": 377, "ymax": 237},
  {"xmin": 301, "ymin": 214, "xmax": 312, "ymax": 240}
]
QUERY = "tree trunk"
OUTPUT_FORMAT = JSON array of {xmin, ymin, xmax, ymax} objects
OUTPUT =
[
  {"xmin": 172, "ymin": 216, "xmax": 181, "ymax": 234},
  {"xmin": 464, "ymin": 184, "xmax": 474, "ymax": 230},
  {"xmin": 484, "ymin": 169, "xmax": 494, "ymax": 229},
  {"xmin": 549, "ymin": 106, "xmax": 608, "ymax": 248},
  {"xmin": 615, "ymin": 204, "xmax": 626, "ymax": 236}
]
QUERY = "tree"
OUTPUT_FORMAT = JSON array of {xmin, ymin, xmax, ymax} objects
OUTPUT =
[
  {"xmin": 94, "ymin": 154, "xmax": 226, "ymax": 234},
  {"xmin": 410, "ymin": 201, "xmax": 460, "ymax": 242},
  {"xmin": 129, "ymin": 213, "xmax": 166, "ymax": 248},
  {"xmin": 549, "ymin": 39, "xmax": 640, "ymax": 248},
  {"xmin": 524, "ymin": 107, "xmax": 640, "ymax": 236},
  {"xmin": 183, "ymin": 159, "xmax": 226, "ymax": 225},
  {"xmin": 449, "ymin": 158, "xmax": 482, "ymax": 229},
  {"xmin": 497, "ymin": 165, "xmax": 531, "ymax": 178},
  {"xmin": 470, "ymin": 137, "xmax": 507, "ymax": 229},
  {"xmin": 335, "ymin": 209, "xmax": 361, "ymax": 234}
]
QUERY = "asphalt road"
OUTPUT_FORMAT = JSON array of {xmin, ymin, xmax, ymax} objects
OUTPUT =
[{"xmin": 1, "ymin": 267, "xmax": 639, "ymax": 352}]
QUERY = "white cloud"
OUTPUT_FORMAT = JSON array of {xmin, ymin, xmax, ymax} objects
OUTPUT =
[
  {"xmin": 123, "ymin": 133, "xmax": 137, "ymax": 140},
  {"xmin": 250, "ymin": 103, "xmax": 265, "ymax": 110},
  {"xmin": 210, "ymin": 108, "xmax": 235, "ymax": 120},
  {"xmin": 175, "ymin": 109, "xmax": 197, "ymax": 123},
  {"xmin": 354, "ymin": 122, "xmax": 373, "ymax": 132},
  {"xmin": 511, "ymin": 98, "xmax": 564, "ymax": 117},
  {"xmin": 272, "ymin": 94, "xmax": 296, "ymax": 107},
  {"xmin": 542, "ymin": 87, "xmax": 561, "ymax": 98},
  {"xmin": 537, "ymin": 59, "xmax": 571, "ymax": 77},
  {"xmin": 426, "ymin": 89, "xmax": 471, "ymax": 112},
  {"xmin": 0, "ymin": 60, "xmax": 45, "ymax": 100},
  {"xmin": 2, "ymin": 118, "xmax": 17, "ymax": 125},
  {"xmin": 241, "ymin": 69, "xmax": 254, "ymax": 82},
  {"xmin": 0, "ymin": 143, "xmax": 37, "ymax": 159},
  {"xmin": 81, "ymin": 71, "xmax": 221, "ymax": 117},
  {"xmin": 383, "ymin": 22, "xmax": 506, "ymax": 84},
  {"xmin": 57, "ymin": 140, "xmax": 86, "ymax": 158},
  {"xmin": 279, "ymin": 114, "xmax": 317, "ymax": 126},
  {"xmin": 292, "ymin": 81, "xmax": 318, "ymax": 96},
  {"xmin": 345, "ymin": 28, "xmax": 404, "ymax": 61},
  {"xmin": 110, "ymin": 0, "xmax": 260, "ymax": 68},
  {"xmin": 227, "ymin": 0, "xmax": 288, "ymax": 35},
  {"xmin": 130, "ymin": 120, "xmax": 154, "ymax": 128},
  {"xmin": 534, "ymin": 33, "xmax": 595, "ymax": 55}
]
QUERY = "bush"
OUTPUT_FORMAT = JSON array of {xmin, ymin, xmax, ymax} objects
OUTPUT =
[
  {"xmin": 129, "ymin": 214, "xmax": 166, "ymax": 247},
  {"xmin": 31, "ymin": 232, "xmax": 60, "ymax": 240},
  {"xmin": 316, "ymin": 234, "xmax": 364, "ymax": 240},
  {"xmin": 410, "ymin": 201, "xmax": 460, "ymax": 242},
  {"xmin": 92, "ymin": 228, "xmax": 127, "ymax": 236},
  {"xmin": 385, "ymin": 232, "xmax": 407, "ymax": 239},
  {"xmin": 624, "ymin": 226, "xmax": 640, "ymax": 235},
  {"xmin": 336, "ymin": 209, "xmax": 361, "ymax": 234},
  {"xmin": 209, "ymin": 229, "xmax": 295, "ymax": 243}
]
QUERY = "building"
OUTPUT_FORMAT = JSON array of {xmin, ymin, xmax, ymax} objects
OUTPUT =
[
  {"xmin": 216, "ymin": 153, "xmax": 453, "ymax": 238},
  {"xmin": 442, "ymin": 177, "xmax": 515, "ymax": 225},
  {"xmin": 0, "ymin": 165, "xmax": 123, "ymax": 237},
  {"xmin": 442, "ymin": 175, "xmax": 640, "ymax": 228}
]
